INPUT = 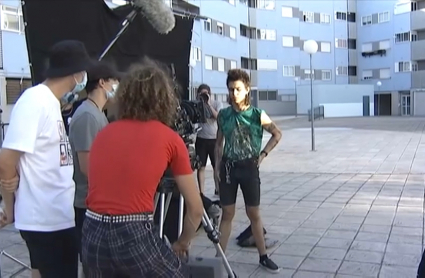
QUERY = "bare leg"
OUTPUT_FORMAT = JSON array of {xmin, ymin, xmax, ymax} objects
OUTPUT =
[
  {"xmin": 246, "ymin": 206, "xmax": 266, "ymax": 255},
  {"xmin": 196, "ymin": 167, "xmax": 206, "ymax": 194},
  {"xmin": 217, "ymin": 205, "xmax": 236, "ymax": 254},
  {"xmin": 31, "ymin": 269, "xmax": 41, "ymax": 278}
]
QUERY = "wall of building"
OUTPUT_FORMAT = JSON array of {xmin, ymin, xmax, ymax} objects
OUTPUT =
[{"xmin": 296, "ymin": 84, "xmax": 374, "ymax": 117}]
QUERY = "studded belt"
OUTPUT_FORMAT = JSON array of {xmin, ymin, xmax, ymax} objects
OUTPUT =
[{"xmin": 86, "ymin": 210, "xmax": 153, "ymax": 223}]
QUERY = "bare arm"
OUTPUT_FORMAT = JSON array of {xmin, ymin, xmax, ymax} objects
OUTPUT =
[
  {"xmin": 77, "ymin": 152, "xmax": 89, "ymax": 176},
  {"xmin": 0, "ymin": 149, "xmax": 22, "ymax": 217},
  {"xmin": 261, "ymin": 112, "xmax": 282, "ymax": 154},
  {"xmin": 174, "ymin": 174, "xmax": 203, "ymax": 244},
  {"xmin": 209, "ymin": 104, "xmax": 219, "ymax": 119}
]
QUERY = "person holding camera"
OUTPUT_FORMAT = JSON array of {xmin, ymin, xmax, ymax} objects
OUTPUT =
[
  {"xmin": 195, "ymin": 84, "xmax": 222, "ymax": 196},
  {"xmin": 0, "ymin": 40, "xmax": 92, "ymax": 278},
  {"xmin": 81, "ymin": 58, "xmax": 203, "ymax": 277}
]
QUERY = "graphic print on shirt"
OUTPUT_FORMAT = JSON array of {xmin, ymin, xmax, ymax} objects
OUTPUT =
[
  {"xmin": 229, "ymin": 124, "xmax": 255, "ymax": 160},
  {"xmin": 58, "ymin": 120, "xmax": 73, "ymax": 167}
]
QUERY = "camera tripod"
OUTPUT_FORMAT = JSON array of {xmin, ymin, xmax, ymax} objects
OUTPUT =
[{"xmin": 154, "ymin": 180, "xmax": 237, "ymax": 278}]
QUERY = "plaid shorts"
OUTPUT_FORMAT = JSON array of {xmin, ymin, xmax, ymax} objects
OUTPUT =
[{"xmin": 81, "ymin": 216, "xmax": 189, "ymax": 277}]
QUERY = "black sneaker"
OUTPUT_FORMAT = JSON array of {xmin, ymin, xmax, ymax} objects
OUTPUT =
[{"xmin": 260, "ymin": 256, "xmax": 280, "ymax": 274}]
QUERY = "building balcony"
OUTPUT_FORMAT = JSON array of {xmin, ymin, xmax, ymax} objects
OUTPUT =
[
  {"xmin": 412, "ymin": 70, "xmax": 425, "ymax": 88},
  {"xmin": 411, "ymin": 40, "xmax": 425, "ymax": 60},
  {"xmin": 411, "ymin": 9, "xmax": 425, "ymax": 31}
]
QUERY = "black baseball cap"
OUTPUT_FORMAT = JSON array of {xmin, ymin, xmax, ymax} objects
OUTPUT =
[{"xmin": 45, "ymin": 40, "xmax": 93, "ymax": 78}]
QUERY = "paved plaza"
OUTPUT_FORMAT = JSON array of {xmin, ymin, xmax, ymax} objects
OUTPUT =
[{"xmin": 1, "ymin": 116, "xmax": 425, "ymax": 277}]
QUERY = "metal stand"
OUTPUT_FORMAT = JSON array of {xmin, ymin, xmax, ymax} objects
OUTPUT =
[
  {"xmin": 98, "ymin": 7, "xmax": 140, "ymax": 61},
  {"xmin": 0, "ymin": 250, "xmax": 31, "ymax": 278},
  {"xmin": 154, "ymin": 180, "xmax": 236, "ymax": 278}
]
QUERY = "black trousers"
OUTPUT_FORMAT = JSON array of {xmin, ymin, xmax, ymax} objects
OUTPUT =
[
  {"xmin": 418, "ymin": 250, "xmax": 425, "ymax": 277},
  {"xmin": 20, "ymin": 227, "xmax": 78, "ymax": 278}
]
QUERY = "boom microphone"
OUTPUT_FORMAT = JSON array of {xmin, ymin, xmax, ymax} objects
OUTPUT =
[{"xmin": 132, "ymin": 0, "xmax": 176, "ymax": 34}]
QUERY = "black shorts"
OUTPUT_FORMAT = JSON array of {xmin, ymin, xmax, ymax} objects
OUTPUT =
[
  {"xmin": 75, "ymin": 207, "xmax": 87, "ymax": 261},
  {"xmin": 20, "ymin": 227, "xmax": 79, "ymax": 278},
  {"xmin": 219, "ymin": 158, "xmax": 261, "ymax": 207},
  {"xmin": 195, "ymin": 138, "xmax": 216, "ymax": 167}
]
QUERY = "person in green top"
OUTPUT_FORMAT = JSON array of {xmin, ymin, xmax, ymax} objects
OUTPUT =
[{"xmin": 214, "ymin": 69, "xmax": 282, "ymax": 274}]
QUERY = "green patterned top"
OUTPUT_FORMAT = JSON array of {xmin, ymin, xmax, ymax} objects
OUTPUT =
[{"xmin": 218, "ymin": 106, "xmax": 264, "ymax": 161}]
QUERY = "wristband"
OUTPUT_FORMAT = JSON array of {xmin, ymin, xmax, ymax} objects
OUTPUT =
[{"xmin": 260, "ymin": 150, "xmax": 268, "ymax": 157}]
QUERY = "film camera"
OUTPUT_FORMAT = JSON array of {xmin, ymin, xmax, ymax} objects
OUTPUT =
[{"xmin": 172, "ymin": 99, "xmax": 208, "ymax": 170}]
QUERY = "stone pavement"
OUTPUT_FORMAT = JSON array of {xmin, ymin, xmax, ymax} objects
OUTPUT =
[{"xmin": 1, "ymin": 117, "xmax": 425, "ymax": 277}]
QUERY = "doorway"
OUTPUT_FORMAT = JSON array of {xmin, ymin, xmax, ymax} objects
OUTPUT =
[{"xmin": 401, "ymin": 94, "xmax": 411, "ymax": 116}]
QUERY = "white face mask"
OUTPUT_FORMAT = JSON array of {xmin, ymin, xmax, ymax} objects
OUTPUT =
[{"xmin": 105, "ymin": 83, "xmax": 118, "ymax": 99}]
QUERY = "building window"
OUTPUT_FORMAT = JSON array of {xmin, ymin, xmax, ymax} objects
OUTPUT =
[
  {"xmin": 283, "ymin": 65, "xmax": 295, "ymax": 76},
  {"xmin": 217, "ymin": 58, "xmax": 225, "ymax": 72},
  {"xmin": 204, "ymin": 18, "xmax": 211, "ymax": 32},
  {"xmin": 361, "ymin": 43, "xmax": 372, "ymax": 52},
  {"xmin": 259, "ymin": 90, "xmax": 278, "ymax": 101},
  {"xmin": 335, "ymin": 11, "xmax": 347, "ymax": 20},
  {"xmin": 380, "ymin": 68, "xmax": 391, "ymax": 79},
  {"xmin": 1, "ymin": 5, "xmax": 24, "ymax": 33},
  {"xmin": 361, "ymin": 15, "xmax": 372, "ymax": 26},
  {"xmin": 394, "ymin": 1, "xmax": 417, "ymax": 14},
  {"xmin": 256, "ymin": 0, "xmax": 275, "ymax": 10},
  {"xmin": 304, "ymin": 69, "xmax": 315, "ymax": 80},
  {"xmin": 205, "ymin": 55, "xmax": 213, "ymax": 70},
  {"xmin": 321, "ymin": 42, "xmax": 331, "ymax": 52},
  {"xmin": 230, "ymin": 60, "xmax": 237, "ymax": 69},
  {"xmin": 335, "ymin": 38, "xmax": 347, "ymax": 48},
  {"xmin": 229, "ymin": 26, "xmax": 236, "ymax": 39},
  {"xmin": 217, "ymin": 22, "xmax": 224, "ymax": 35},
  {"xmin": 379, "ymin": 40, "xmax": 390, "ymax": 50},
  {"xmin": 320, "ymin": 13, "xmax": 331, "ymax": 24},
  {"xmin": 6, "ymin": 78, "xmax": 32, "ymax": 104},
  {"xmin": 348, "ymin": 39, "xmax": 356, "ymax": 50},
  {"xmin": 395, "ymin": 32, "xmax": 411, "ymax": 43},
  {"xmin": 395, "ymin": 61, "xmax": 412, "ymax": 72},
  {"xmin": 303, "ymin": 11, "xmax": 314, "ymax": 23},
  {"xmin": 336, "ymin": 66, "xmax": 348, "ymax": 76},
  {"xmin": 411, "ymin": 31, "xmax": 417, "ymax": 41},
  {"xmin": 347, "ymin": 12, "xmax": 356, "ymax": 23},
  {"xmin": 378, "ymin": 11, "xmax": 390, "ymax": 23},
  {"xmin": 348, "ymin": 66, "xmax": 357, "ymax": 76},
  {"xmin": 241, "ymin": 57, "xmax": 257, "ymax": 70},
  {"xmin": 282, "ymin": 6, "xmax": 293, "ymax": 17},
  {"xmin": 412, "ymin": 62, "xmax": 418, "ymax": 72},
  {"xmin": 322, "ymin": 70, "xmax": 331, "ymax": 81},
  {"xmin": 282, "ymin": 36, "xmax": 294, "ymax": 47},
  {"xmin": 258, "ymin": 29, "xmax": 276, "ymax": 41},
  {"xmin": 191, "ymin": 47, "xmax": 201, "ymax": 61},
  {"xmin": 362, "ymin": 70, "xmax": 373, "ymax": 80},
  {"xmin": 257, "ymin": 59, "xmax": 277, "ymax": 71}
]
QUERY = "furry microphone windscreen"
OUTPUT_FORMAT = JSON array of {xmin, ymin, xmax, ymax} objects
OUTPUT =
[{"xmin": 132, "ymin": 0, "xmax": 176, "ymax": 34}]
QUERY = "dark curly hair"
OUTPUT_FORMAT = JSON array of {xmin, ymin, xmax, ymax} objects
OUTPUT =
[
  {"xmin": 116, "ymin": 57, "xmax": 179, "ymax": 127},
  {"xmin": 226, "ymin": 69, "xmax": 251, "ymax": 106}
]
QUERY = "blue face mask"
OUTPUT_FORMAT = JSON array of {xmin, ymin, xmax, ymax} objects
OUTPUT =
[{"xmin": 62, "ymin": 72, "xmax": 87, "ymax": 104}]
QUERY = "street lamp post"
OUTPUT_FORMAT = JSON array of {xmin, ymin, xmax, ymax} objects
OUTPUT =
[
  {"xmin": 376, "ymin": 81, "xmax": 382, "ymax": 116},
  {"xmin": 294, "ymin": 77, "xmax": 299, "ymax": 116},
  {"xmin": 304, "ymin": 40, "xmax": 318, "ymax": 152},
  {"xmin": 189, "ymin": 58, "xmax": 197, "ymax": 100}
]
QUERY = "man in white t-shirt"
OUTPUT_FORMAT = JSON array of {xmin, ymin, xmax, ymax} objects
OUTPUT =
[{"xmin": 0, "ymin": 40, "xmax": 93, "ymax": 278}]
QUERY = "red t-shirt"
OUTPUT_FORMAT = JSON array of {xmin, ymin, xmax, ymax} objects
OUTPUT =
[{"xmin": 86, "ymin": 120, "xmax": 193, "ymax": 215}]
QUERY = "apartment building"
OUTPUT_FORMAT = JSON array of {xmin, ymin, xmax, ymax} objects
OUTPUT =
[
  {"xmin": 356, "ymin": 0, "xmax": 425, "ymax": 116},
  {"xmin": 0, "ymin": 0, "xmax": 424, "ymax": 118},
  {"xmin": 0, "ymin": 0, "xmax": 31, "ymax": 123}
]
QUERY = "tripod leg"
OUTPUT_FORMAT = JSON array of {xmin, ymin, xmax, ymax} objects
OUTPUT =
[
  {"xmin": 159, "ymin": 193, "xmax": 165, "ymax": 239},
  {"xmin": 201, "ymin": 209, "xmax": 236, "ymax": 278},
  {"xmin": 178, "ymin": 195, "xmax": 184, "ymax": 237},
  {"xmin": 153, "ymin": 193, "xmax": 160, "ymax": 218},
  {"xmin": 163, "ymin": 193, "xmax": 173, "ymax": 219}
]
